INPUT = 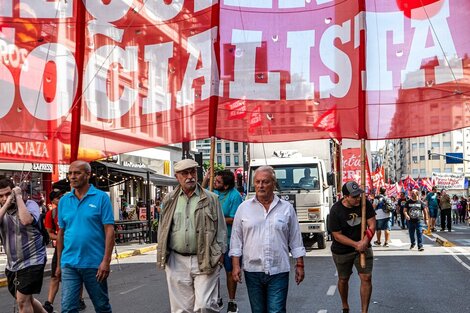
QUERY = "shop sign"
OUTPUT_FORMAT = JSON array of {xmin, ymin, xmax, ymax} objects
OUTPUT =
[
  {"xmin": 122, "ymin": 161, "xmax": 146, "ymax": 168},
  {"xmin": 32, "ymin": 163, "xmax": 53, "ymax": 173}
]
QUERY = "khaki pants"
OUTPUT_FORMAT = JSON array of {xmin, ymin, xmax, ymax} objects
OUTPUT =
[{"xmin": 165, "ymin": 251, "xmax": 221, "ymax": 313}]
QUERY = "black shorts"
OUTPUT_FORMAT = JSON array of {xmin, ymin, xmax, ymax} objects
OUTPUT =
[
  {"xmin": 6, "ymin": 264, "xmax": 45, "ymax": 298},
  {"xmin": 51, "ymin": 249, "xmax": 58, "ymax": 278}
]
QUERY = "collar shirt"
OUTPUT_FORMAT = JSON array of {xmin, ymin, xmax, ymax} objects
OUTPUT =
[
  {"xmin": 168, "ymin": 187, "xmax": 201, "ymax": 254},
  {"xmin": 229, "ymin": 195, "xmax": 305, "ymax": 275}
]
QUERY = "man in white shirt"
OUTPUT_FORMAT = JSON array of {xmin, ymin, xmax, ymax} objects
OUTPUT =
[{"xmin": 229, "ymin": 165, "xmax": 305, "ymax": 313}]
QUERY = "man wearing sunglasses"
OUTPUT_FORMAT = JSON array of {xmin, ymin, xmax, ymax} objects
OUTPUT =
[
  {"xmin": 328, "ymin": 181, "xmax": 376, "ymax": 313},
  {"xmin": 157, "ymin": 159, "xmax": 227, "ymax": 313}
]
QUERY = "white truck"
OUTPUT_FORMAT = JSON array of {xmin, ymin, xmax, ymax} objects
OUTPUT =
[{"xmin": 246, "ymin": 144, "xmax": 335, "ymax": 249}]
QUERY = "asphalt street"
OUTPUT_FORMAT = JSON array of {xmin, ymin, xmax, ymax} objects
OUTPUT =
[{"xmin": 1, "ymin": 225, "xmax": 470, "ymax": 312}]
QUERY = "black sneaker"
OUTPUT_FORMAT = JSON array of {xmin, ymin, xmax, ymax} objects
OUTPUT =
[
  {"xmin": 43, "ymin": 301, "xmax": 54, "ymax": 313},
  {"xmin": 418, "ymin": 246, "xmax": 424, "ymax": 251},
  {"xmin": 79, "ymin": 299, "xmax": 86, "ymax": 311},
  {"xmin": 227, "ymin": 301, "xmax": 239, "ymax": 313},
  {"xmin": 410, "ymin": 244, "xmax": 415, "ymax": 249},
  {"xmin": 383, "ymin": 242, "xmax": 389, "ymax": 247}
]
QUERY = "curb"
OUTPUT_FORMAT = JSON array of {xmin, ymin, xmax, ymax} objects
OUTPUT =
[
  {"xmin": 431, "ymin": 233, "xmax": 455, "ymax": 247},
  {"xmin": 0, "ymin": 244, "xmax": 158, "ymax": 288}
]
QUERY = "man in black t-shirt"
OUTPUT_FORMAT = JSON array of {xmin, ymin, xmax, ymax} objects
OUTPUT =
[
  {"xmin": 328, "ymin": 181, "xmax": 376, "ymax": 313},
  {"xmin": 404, "ymin": 189, "xmax": 429, "ymax": 251}
]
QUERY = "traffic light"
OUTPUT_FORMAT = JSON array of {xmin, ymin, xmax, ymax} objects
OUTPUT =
[{"xmin": 428, "ymin": 150, "xmax": 431, "ymax": 160}]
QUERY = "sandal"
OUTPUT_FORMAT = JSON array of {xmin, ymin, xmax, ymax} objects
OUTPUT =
[{"xmin": 373, "ymin": 240, "xmax": 381, "ymax": 246}]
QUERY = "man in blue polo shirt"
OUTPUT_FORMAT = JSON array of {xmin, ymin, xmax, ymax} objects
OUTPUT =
[{"xmin": 56, "ymin": 160, "xmax": 115, "ymax": 313}]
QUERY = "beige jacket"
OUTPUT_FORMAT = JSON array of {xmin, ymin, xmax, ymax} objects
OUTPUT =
[{"xmin": 156, "ymin": 185, "xmax": 227, "ymax": 274}]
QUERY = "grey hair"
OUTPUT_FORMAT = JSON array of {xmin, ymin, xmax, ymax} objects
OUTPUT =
[
  {"xmin": 71, "ymin": 160, "xmax": 92, "ymax": 173},
  {"xmin": 254, "ymin": 165, "xmax": 277, "ymax": 182}
]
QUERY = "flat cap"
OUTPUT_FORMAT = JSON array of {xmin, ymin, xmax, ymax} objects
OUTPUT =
[{"xmin": 174, "ymin": 159, "xmax": 199, "ymax": 173}]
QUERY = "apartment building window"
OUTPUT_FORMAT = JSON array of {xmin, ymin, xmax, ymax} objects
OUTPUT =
[
  {"xmin": 443, "ymin": 142, "xmax": 451, "ymax": 148},
  {"xmin": 217, "ymin": 156, "xmax": 222, "ymax": 164},
  {"xmin": 419, "ymin": 143, "xmax": 424, "ymax": 148},
  {"xmin": 412, "ymin": 143, "xmax": 417, "ymax": 150},
  {"xmin": 420, "ymin": 156, "xmax": 425, "ymax": 161},
  {"xmin": 457, "ymin": 141, "xmax": 463, "ymax": 146},
  {"xmin": 412, "ymin": 156, "xmax": 418, "ymax": 163},
  {"xmin": 431, "ymin": 154, "xmax": 440, "ymax": 160},
  {"xmin": 457, "ymin": 167, "xmax": 463, "ymax": 172},
  {"xmin": 226, "ymin": 156, "xmax": 231, "ymax": 166},
  {"xmin": 432, "ymin": 168, "xmax": 440, "ymax": 173},
  {"xmin": 217, "ymin": 143, "xmax": 221, "ymax": 153},
  {"xmin": 444, "ymin": 168, "xmax": 452, "ymax": 173},
  {"xmin": 420, "ymin": 169, "xmax": 426, "ymax": 175},
  {"xmin": 225, "ymin": 143, "xmax": 230, "ymax": 153},
  {"xmin": 234, "ymin": 156, "xmax": 239, "ymax": 166},
  {"xmin": 412, "ymin": 169, "xmax": 419, "ymax": 175},
  {"xmin": 431, "ymin": 142, "xmax": 440, "ymax": 148},
  {"xmin": 234, "ymin": 142, "xmax": 239, "ymax": 153}
]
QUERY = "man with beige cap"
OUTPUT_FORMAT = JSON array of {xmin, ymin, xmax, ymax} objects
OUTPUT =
[{"xmin": 157, "ymin": 159, "xmax": 227, "ymax": 312}]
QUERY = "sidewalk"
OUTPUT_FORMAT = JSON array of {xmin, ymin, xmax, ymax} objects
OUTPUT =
[{"xmin": 0, "ymin": 242, "xmax": 157, "ymax": 288}]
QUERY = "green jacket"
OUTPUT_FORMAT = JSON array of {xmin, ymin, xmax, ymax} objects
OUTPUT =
[{"xmin": 156, "ymin": 185, "xmax": 227, "ymax": 274}]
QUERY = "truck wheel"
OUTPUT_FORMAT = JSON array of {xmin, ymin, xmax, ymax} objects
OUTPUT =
[
  {"xmin": 302, "ymin": 234, "xmax": 315, "ymax": 250},
  {"xmin": 317, "ymin": 235, "xmax": 326, "ymax": 249}
]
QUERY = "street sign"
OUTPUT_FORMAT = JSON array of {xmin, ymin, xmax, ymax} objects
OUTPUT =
[{"xmin": 445, "ymin": 152, "xmax": 464, "ymax": 164}]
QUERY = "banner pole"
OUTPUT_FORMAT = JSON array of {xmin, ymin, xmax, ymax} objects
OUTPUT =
[
  {"xmin": 360, "ymin": 139, "xmax": 367, "ymax": 268},
  {"xmin": 209, "ymin": 137, "xmax": 215, "ymax": 192}
]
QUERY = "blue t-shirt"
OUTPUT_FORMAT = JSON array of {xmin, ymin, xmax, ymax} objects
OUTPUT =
[
  {"xmin": 214, "ymin": 188, "xmax": 243, "ymax": 244},
  {"xmin": 425, "ymin": 192, "xmax": 438, "ymax": 209},
  {"xmin": 58, "ymin": 185, "xmax": 114, "ymax": 268}
]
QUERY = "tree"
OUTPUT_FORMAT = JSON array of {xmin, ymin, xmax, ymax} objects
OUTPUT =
[{"xmin": 203, "ymin": 161, "xmax": 224, "ymax": 172}]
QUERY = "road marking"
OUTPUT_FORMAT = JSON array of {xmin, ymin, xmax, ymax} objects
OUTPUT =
[
  {"xmin": 318, "ymin": 310, "xmax": 328, "ymax": 313},
  {"xmin": 120, "ymin": 284, "xmax": 146, "ymax": 295},
  {"xmin": 444, "ymin": 247, "xmax": 470, "ymax": 271},
  {"xmin": 326, "ymin": 285, "xmax": 336, "ymax": 296}
]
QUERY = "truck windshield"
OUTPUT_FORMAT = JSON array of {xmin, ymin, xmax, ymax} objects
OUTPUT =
[{"xmin": 249, "ymin": 164, "xmax": 320, "ymax": 192}]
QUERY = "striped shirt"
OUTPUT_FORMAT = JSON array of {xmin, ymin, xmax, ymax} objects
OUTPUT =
[{"xmin": 0, "ymin": 200, "xmax": 46, "ymax": 271}]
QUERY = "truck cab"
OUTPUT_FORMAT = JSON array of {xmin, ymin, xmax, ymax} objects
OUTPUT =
[{"xmin": 247, "ymin": 155, "xmax": 332, "ymax": 249}]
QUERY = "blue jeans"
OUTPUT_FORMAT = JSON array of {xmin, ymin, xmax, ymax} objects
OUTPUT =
[
  {"xmin": 61, "ymin": 266, "xmax": 112, "ymax": 313},
  {"xmin": 408, "ymin": 220, "xmax": 423, "ymax": 247},
  {"xmin": 244, "ymin": 271, "xmax": 289, "ymax": 313}
]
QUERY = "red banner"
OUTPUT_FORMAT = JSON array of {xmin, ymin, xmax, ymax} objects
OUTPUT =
[
  {"xmin": 1, "ymin": 0, "xmax": 470, "ymax": 163},
  {"xmin": 341, "ymin": 148, "xmax": 372, "ymax": 191}
]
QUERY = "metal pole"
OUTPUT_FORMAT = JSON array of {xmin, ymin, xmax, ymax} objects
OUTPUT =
[{"xmin": 146, "ymin": 171, "xmax": 151, "ymax": 242}]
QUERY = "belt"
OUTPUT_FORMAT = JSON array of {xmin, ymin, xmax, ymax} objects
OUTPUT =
[{"xmin": 173, "ymin": 250, "xmax": 196, "ymax": 257}]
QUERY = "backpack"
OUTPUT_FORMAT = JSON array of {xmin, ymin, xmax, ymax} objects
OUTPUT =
[
  {"xmin": 377, "ymin": 195, "xmax": 394, "ymax": 214},
  {"xmin": 36, "ymin": 212, "xmax": 50, "ymax": 246}
]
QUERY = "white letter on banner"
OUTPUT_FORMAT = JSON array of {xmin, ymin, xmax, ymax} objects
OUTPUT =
[
  {"xmin": 143, "ymin": 42, "xmax": 173, "ymax": 114},
  {"xmin": 362, "ymin": 11, "xmax": 403, "ymax": 91},
  {"xmin": 286, "ymin": 30, "xmax": 315, "ymax": 100},
  {"xmin": 194, "ymin": 0, "xmax": 218, "ymax": 12},
  {"xmin": 0, "ymin": 0, "xmax": 12, "ymax": 17},
  {"xmin": 20, "ymin": 43, "xmax": 77, "ymax": 120},
  {"xmin": 85, "ymin": 45, "xmax": 138, "ymax": 119},
  {"xmin": 223, "ymin": 0, "xmax": 271, "ymax": 9},
  {"xmin": 279, "ymin": 0, "xmax": 304, "ymax": 9},
  {"xmin": 230, "ymin": 29, "xmax": 280, "ymax": 100},
  {"xmin": 20, "ymin": 0, "xmax": 72, "ymax": 18},
  {"xmin": 177, "ymin": 27, "xmax": 221, "ymax": 108},
  {"xmin": 0, "ymin": 62, "xmax": 15, "ymax": 118},
  {"xmin": 319, "ymin": 20, "xmax": 352, "ymax": 99},
  {"xmin": 143, "ymin": 0, "xmax": 184, "ymax": 22},
  {"xmin": 401, "ymin": 1, "xmax": 462, "ymax": 89},
  {"xmin": 85, "ymin": 0, "xmax": 131, "ymax": 41}
]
